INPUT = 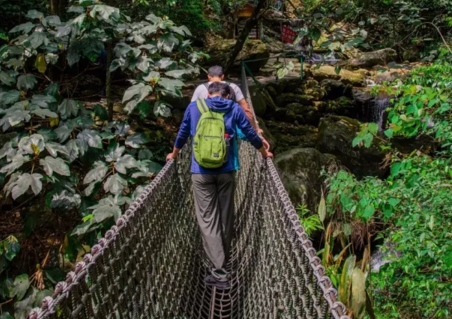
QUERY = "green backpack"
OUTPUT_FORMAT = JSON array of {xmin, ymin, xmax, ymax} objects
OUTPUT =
[{"xmin": 193, "ymin": 99, "xmax": 227, "ymax": 169}]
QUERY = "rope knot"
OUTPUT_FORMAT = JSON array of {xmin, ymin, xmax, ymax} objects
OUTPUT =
[
  {"xmin": 41, "ymin": 296, "xmax": 54, "ymax": 309},
  {"xmin": 28, "ymin": 308, "xmax": 42, "ymax": 319}
]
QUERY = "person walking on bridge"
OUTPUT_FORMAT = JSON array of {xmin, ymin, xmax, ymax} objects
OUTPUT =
[
  {"xmin": 191, "ymin": 65, "xmax": 270, "ymax": 151},
  {"xmin": 167, "ymin": 82, "xmax": 273, "ymax": 289}
]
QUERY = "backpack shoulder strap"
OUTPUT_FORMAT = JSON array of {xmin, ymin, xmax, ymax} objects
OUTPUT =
[{"xmin": 196, "ymin": 99, "xmax": 209, "ymax": 114}]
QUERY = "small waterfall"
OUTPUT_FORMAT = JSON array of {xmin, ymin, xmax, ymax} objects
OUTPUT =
[
  {"xmin": 301, "ymin": 52, "xmax": 338, "ymax": 65},
  {"xmin": 371, "ymin": 97, "xmax": 391, "ymax": 131}
]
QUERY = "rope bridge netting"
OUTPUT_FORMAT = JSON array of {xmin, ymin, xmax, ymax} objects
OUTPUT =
[{"xmin": 28, "ymin": 66, "xmax": 350, "ymax": 319}]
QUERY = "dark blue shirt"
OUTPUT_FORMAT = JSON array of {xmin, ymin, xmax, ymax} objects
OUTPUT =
[{"xmin": 174, "ymin": 96, "xmax": 263, "ymax": 174}]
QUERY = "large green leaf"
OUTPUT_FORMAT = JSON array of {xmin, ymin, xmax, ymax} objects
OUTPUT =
[
  {"xmin": 45, "ymin": 142, "xmax": 69, "ymax": 158},
  {"xmin": 17, "ymin": 74, "xmax": 37, "ymax": 91},
  {"xmin": 0, "ymin": 90, "xmax": 20, "ymax": 105},
  {"xmin": 58, "ymin": 99, "xmax": 79, "ymax": 120},
  {"xmin": 56, "ymin": 25, "xmax": 72, "ymax": 38},
  {"xmin": 339, "ymin": 255, "xmax": 356, "ymax": 305},
  {"xmin": 158, "ymin": 33, "xmax": 179, "ymax": 53},
  {"xmin": 169, "ymin": 25, "xmax": 192, "ymax": 36},
  {"xmin": 25, "ymin": 10, "xmax": 44, "ymax": 19},
  {"xmin": 0, "ymin": 72, "xmax": 16, "ymax": 86},
  {"xmin": 14, "ymin": 286, "xmax": 37, "ymax": 318},
  {"xmin": 50, "ymin": 190, "xmax": 81, "ymax": 209},
  {"xmin": 65, "ymin": 140, "xmax": 80, "ymax": 162},
  {"xmin": 77, "ymin": 129, "xmax": 103, "ymax": 153},
  {"xmin": 90, "ymin": 5, "xmax": 120, "ymax": 23},
  {"xmin": 104, "ymin": 142, "xmax": 125, "ymax": 162},
  {"xmin": 31, "ymin": 95, "xmax": 57, "ymax": 108},
  {"xmin": 104, "ymin": 174, "xmax": 127, "ymax": 195},
  {"xmin": 83, "ymin": 161, "xmax": 108, "ymax": 184},
  {"xmin": 9, "ymin": 173, "xmax": 42, "ymax": 199},
  {"xmin": 0, "ymin": 142, "xmax": 16, "ymax": 160},
  {"xmin": 145, "ymin": 14, "xmax": 161, "ymax": 24},
  {"xmin": 38, "ymin": 128, "xmax": 57, "ymax": 142},
  {"xmin": 44, "ymin": 15, "xmax": 61, "ymax": 27},
  {"xmin": 153, "ymin": 100, "xmax": 171, "ymax": 117},
  {"xmin": 125, "ymin": 134, "xmax": 149, "ymax": 148},
  {"xmin": 351, "ymin": 268, "xmax": 367, "ymax": 319},
  {"xmin": 90, "ymin": 197, "xmax": 122, "ymax": 223},
  {"xmin": 4, "ymin": 236, "xmax": 20, "ymax": 261},
  {"xmin": 31, "ymin": 108, "xmax": 58, "ymax": 119},
  {"xmin": 9, "ymin": 22, "xmax": 35, "ymax": 34},
  {"xmin": 55, "ymin": 126, "xmax": 73, "ymax": 143},
  {"xmin": 28, "ymin": 31, "xmax": 48, "ymax": 49},
  {"xmin": 115, "ymin": 155, "xmax": 138, "ymax": 174},
  {"xmin": 11, "ymin": 274, "xmax": 30, "ymax": 300},
  {"xmin": 18, "ymin": 134, "xmax": 45, "ymax": 155},
  {"xmin": 44, "ymin": 83, "xmax": 59, "ymax": 97},
  {"xmin": 40, "ymin": 156, "xmax": 70, "ymax": 177},
  {"xmin": 94, "ymin": 104, "xmax": 108, "ymax": 121},
  {"xmin": 155, "ymin": 57, "xmax": 175, "ymax": 70},
  {"xmin": 122, "ymin": 83, "xmax": 153, "ymax": 104},
  {"xmin": 0, "ymin": 154, "xmax": 27, "ymax": 176},
  {"xmin": 0, "ymin": 108, "xmax": 31, "ymax": 131},
  {"xmin": 165, "ymin": 69, "xmax": 193, "ymax": 79},
  {"xmin": 157, "ymin": 78, "xmax": 184, "ymax": 92}
]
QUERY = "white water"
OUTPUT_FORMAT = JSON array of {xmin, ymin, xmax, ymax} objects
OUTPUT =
[{"xmin": 371, "ymin": 97, "xmax": 391, "ymax": 131}]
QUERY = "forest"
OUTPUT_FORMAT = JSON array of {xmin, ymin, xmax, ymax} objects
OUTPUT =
[{"xmin": 0, "ymin": 0, "xmax": 451, "ymax": 318}]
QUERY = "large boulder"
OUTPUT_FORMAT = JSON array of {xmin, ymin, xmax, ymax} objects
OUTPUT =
[
  {"xmin": 266, "ymin": 122, "xmax": 319, "ymax": 154},
  {"xmin": 310, "ymin": 65, "xmax": 366, "ymax": 86},
  {"xmin": 318, "ymin": 97, "xmax": 356, "ymax": 117},
  {"xmin": 205, "ymin": 37, "xmax": 270, "ymax": 71},
  {"xmin": 347, "ymin": 48, "xmax": 397, "ymax": 68},
  {"xmin": 321, "ymin": 79, "xmax": 352, "ymax": 99},
  {"xmin": 276, "ymin": 93, "xmax": 315, "ymax": 107},
  {"xmin": 318, "ymin": 116, "xmax": 389, "ymax": 178},
  {"xmin": 274, "ymin": 148, "xmax": 335, "ymax": 210}
]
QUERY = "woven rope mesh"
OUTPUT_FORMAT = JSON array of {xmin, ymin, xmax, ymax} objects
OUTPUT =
[{"xmin": 29, "ymin": 67, "xmax": 350, "ymax": 319}]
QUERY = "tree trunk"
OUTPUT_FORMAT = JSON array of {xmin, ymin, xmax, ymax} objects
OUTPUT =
[
  {"xmin": 223, "ymin": 0, "xmax": 268, "ymax": 73},
  {"xmin": 50, "ymin": 0, "xmax": 67, "ymax": 16},
  {"xmin": 106, "ymin": 42, "xmax": 113, "ymax": 121}
]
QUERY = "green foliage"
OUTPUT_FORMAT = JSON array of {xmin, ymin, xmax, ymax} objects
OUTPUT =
[
  {"xmin": 0, "ymin": 3, "xmax": 199, "ymax": 317},
  {"xmin": 327, "ymin": 155, "xmax": 452, "ymax": 317},
  {"xmin": 296, "ymin": 204, "xmax": 323, "ymax": 236}
]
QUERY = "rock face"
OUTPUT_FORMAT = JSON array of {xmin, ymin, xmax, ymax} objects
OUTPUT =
[
  {"xmin": 347, "ymin": 48, "xmax": 397, "ymax": 68},
  {"xmin": 321, "ymin": 79, "xmax": 352, "ymax": 99},
  {"xmin": 317, "ymin": 116, "xmax": 389, "ymax": 178},
  {"xmin": 310, "ymin": 65, "xmax": 366, "ymax": 86},
  {"xmin": 274, "ymin": 148, "xmax": 335, "ymax": 210},
  {"xmin": 267, "ymin": 121, "xmax": 319, "ymax": 155},
  {"xmin": 206, "ymin": 38, "xmax": 270, "ymax": 70}
]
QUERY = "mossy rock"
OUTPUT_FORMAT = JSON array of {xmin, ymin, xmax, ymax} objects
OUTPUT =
[
  {"xmin": 347, "ymin": 48, "xmax": 397, "ymax": 68},
  {"xmin": 322, "ymin": 97, "xmax": 355, "ymax": 117},
  {"xmin": 276, "ymin": 93, "xmax": 315, "ymax": 107},
  {"xmin": 317, "ymin": 116, "xmax": 389, "ymax": 177},
  {"xmin": 274, "ymin": 148, "xmax": 336, "ymax": 210},
  {"xmin": 310, "ymin": 65, "xmax": 366, "ymax": 86},
  {"xmin": 321, "ymin": 79, "xmax": 353, "ymax": 99}
]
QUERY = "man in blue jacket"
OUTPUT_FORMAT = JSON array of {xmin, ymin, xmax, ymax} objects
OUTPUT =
[{"xmin": 167, "ymin": 82, "xmax": 273, "ymax": 289}]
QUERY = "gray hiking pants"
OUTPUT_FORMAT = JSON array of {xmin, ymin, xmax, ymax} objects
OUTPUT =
[{"xmin": 191, "ymin": 173, "xmax": 235, "ymax": 270}]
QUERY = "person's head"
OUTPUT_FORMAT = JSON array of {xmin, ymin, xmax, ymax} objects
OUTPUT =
[
  {"xmin": 208, "ymin": 82, "xmax": 231, "ymax": 99},
  {"xmin": 207, "ymin": 65, "xmax": 225, "ymax": 82}
]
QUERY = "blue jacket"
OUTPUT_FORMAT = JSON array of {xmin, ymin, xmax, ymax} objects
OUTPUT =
[{"xmin": 174, "ymin": 96, "xmax": 263, "ymax": 174}]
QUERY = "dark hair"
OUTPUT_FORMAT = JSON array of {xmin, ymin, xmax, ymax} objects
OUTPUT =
[
  {"xmin": 208, "ymin": 82, "xmax": 231, "ymax": 97},
  {"xmin": 208, "ymin": 65, "xmax": 224, "ymax": 77}
]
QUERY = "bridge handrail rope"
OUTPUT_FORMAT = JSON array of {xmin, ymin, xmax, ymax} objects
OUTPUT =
[{"xmin": 28, "ymin": 65, "xmax": 350, "ymax": 319}]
